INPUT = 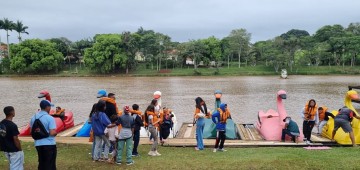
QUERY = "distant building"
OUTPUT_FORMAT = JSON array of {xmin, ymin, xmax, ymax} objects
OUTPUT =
[{"xmin": 135, "ymin": 52, "xmax": 145, "ymax": 61}]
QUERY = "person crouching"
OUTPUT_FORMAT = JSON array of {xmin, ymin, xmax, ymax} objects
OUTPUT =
[
  {"xmin": 281, "ymin": 117, "xmax": 300, "ymax": 143},
  {"xmin": 212, "ymin": 103, "xmax": 231, "ymax": 152}
]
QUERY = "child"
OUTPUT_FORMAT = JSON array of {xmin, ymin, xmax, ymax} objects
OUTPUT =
[
  {"xmin": 145, "ymin": 105, "xmax": 161, "ymax": 156},
  {"xmin": 116, "ymin": 106, "xmax": 135, "ymax": 165},
  {"xmin": 130, "ymin": 104, "xmax": 144, "ymax": 157},
  {"xmin": 104, "ymin": 115, "xmax": 119, "ymax": 163},
  {"xmin": 160, "ymin": 107, "xmax": 174, "ymax": 145},
  {"xmin": 212, "ymin": 103, "xmax": 231, "ymax": 152},
  {"xmin": 317, "ymin": 107, "xmax": 334, "ymax": 135}
]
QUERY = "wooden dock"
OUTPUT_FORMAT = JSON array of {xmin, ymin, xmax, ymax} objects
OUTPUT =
[{"xmin": 19, "ymin": 122, "xmax": 338, "ymax": 147}]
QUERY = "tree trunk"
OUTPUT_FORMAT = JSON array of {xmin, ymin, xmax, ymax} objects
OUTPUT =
[
  {"xmin": 6, "ymin": 30, "xmax": 10, "ymax": 59},
  {"xmin": 238, "ymin": 48, "xmax": 241, "ymax": 68},
  {"xmin": 227, "ymin": 54, "xmax": 230, "ymax": 69},
  {"xmin": 18, "ymin": 32, "xmax": 21, "ymax": 43}
]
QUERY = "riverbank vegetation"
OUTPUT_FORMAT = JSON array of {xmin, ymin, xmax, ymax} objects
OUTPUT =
[
  {"xmin": 1, "ymin": 20, "xmax": 360, "ymax": 76},
  {"xmin": 0, "ymin": 142, "xmax": 359, "ymax": 169}
]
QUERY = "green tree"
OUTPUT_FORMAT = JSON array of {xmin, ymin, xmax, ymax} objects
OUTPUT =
[
  {"xmin": 84, "ymin": 34, "xmax": 127, "ymax": 73},
  {"xmin": 0, "ymin": 18, "xmax": 15, "ymax": 59},
  {"xmin": 227, "ymin": 29, "xmax": 251, "ymax": 68},
  {"xmin": 201, "ymin": 36, "xmax": 222, "ymax": 67},
  {"xmin": 10, "ymin": 39, "xmax": 63, "ymax": 73},
  {"xmin": 14, "ymin": 20, "xmax": 29, "ymax": 43}
]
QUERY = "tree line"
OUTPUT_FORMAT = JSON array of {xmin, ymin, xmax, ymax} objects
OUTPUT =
[{"xmin": 1, "ymin": 20, "xmax": 360, "ymax": 74}]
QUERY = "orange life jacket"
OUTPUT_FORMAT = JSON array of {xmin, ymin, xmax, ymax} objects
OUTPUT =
[
  {"xmin": 318, "ymin": 106, "xmax": 328, "ymax": 121},
  {"xmin": 101, "ymin": 97, "xmax": 122, "ymax": 116},
  {"xmin": 194, "ymin": 108, "xmax": 211, "ymax": 119},
  {"xmin": 304, "ymin": 101, "xmax": 318, "ymax": 121},
  {"xmin": 54, "ymin": 109, "xmax": 65, "ymax": 116},
  {"xmin": 218, "ymin": 108, "xmax": 231, "ymax": 123},
  {"xmin": 147, "ymin": 111, "xmax": 160, "ymax": 127}
]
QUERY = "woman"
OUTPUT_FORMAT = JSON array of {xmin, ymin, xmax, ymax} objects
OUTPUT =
[
  {"xmin": 145, "ymin": 105, "xmax": 161, "ymax": 156},
  {"xmin": 91, "ymin": 100, "xmax": 114, "ymax": 161},
  {"xmin": 301, "ymin": 99, "xmax": 319, "ymax": 144},
  {"xmin": 194, "ymin": 97, "xmax": 211, "ymax": 150}
]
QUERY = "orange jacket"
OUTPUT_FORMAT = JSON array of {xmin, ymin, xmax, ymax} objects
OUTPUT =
[
  {"xmin": 304, "ymin": 101, "xmax": 318, "ymax": 121},
  {"xmin": 318, "ymin": 106, "xmax": 328, "ymax": 121},
  {"xmin": 194, "ymin": 108, "xmax": 211, "ymax": 119}
]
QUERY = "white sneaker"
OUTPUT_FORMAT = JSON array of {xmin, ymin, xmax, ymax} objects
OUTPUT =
[
  {"xmin": 148, "ymin": 151, "xmax": 156, "ymax": 156},
  {"xmin": 305, "ymin": 140, "xmax": 312, "ymax": 145},
  {"xmin": 155, "ymin": 151, "xmax": 161, "ymax": 156},
  {"xmin": 218, "ymin": 149, "xmax": 227, "ymax": 152},
  {"xmin": 213, "ymin": 148, "xmax": 217, "ymax": 152}
]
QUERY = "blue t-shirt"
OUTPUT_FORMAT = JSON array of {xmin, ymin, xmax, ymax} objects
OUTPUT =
[{"xmin": 30, "ymin": 111, "xmax": 56, "ymax": 146}]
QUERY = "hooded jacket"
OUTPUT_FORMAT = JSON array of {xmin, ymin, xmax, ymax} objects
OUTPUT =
[{"xmin": 212, "ymin": 103, "xmax": 231, "ymax": 131}]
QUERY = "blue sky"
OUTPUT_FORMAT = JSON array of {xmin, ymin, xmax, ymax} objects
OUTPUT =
[{"xmin": 1, "ymin": 0, "xmax": 359, "ymax": 43}]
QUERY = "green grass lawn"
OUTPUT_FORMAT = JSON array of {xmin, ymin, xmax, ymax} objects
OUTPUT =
[{"xmin": 1, "ymin": 142, "xmax": 360, "ymax": 169}]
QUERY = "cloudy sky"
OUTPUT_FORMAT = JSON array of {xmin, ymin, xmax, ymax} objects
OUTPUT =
[{"xmin": 1, "ymin": 0, "xmax": 359, "ymax": 43}]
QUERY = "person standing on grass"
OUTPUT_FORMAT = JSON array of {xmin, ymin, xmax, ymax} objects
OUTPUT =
[
  {"xmin": 0, "ymin": 106, "xmax": 24, "ymax": 170},
  {"xmin": 145, "ymin": 105, "xmax": 161, "ymax": 156},
  {"xmin": 91, "ymin": 100, "xmax": 115, "ymax": 162},
  {"xmin": 301, "ymin": 99, "xmax": 319, "ymax": 144},
  {"xmin": 30, "ymin": 100, "xmax": 57, "ymax": 170},
  {"xmin": 194, "ymin": 97, "xmax": 211, "ymax": 151},
  {"xmin": 104, "ymin": 114, "xmax": 119, "ymax": 163},
  {"xmin": 332, "ymin": 107, "xmax": 360, "ymax": 147},
  {"xmin": 212, "ymin": 103, "xmax": 231, "ymax": 152},
  {"xmin": 130, "ymin": 104, "xmax": 144, "ymax": 157},
  {"xmin": 116, "ymin": 106, "xmax": 135, "ymax": 165}
]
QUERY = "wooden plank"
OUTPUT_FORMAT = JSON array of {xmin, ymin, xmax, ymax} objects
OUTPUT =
[
  {"xmin": 238, "ymin": 124, "xmax": 250, "ymax": 140},
  {"xmin": 58, "ymin": 122, "xmax": 84, "ymax": 137}
]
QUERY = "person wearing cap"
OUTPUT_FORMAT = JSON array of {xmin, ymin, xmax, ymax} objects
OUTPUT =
[
  {"xmin": 30, "ymin": 100, "xmax": 57, "ymax": 170},
  {"xmin": 116, "ymin": 106, "xmax": 135, "ymax": 165},
  {"xmin": 281, "ymin": 117, "xmax": 300, "ymax": 143},
  {"xmin": 97, "ymin": 90, "xmax": 121, "ymax": 119}
]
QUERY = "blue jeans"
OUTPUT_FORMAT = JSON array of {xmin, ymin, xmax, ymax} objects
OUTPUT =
[
  {"xmin": 4, "ymin": 151, "xmax": 24, "ymax": 170},
  {"xmin": 117, "ymin": 137, "xmax": 133, "ymax": 163},
  {"xmin": 196, "ymin": 118, "xmax": 205, "ymax": 150},
  {"xmin": 132, "ymin": 130, "xmax": 140, "ymax": 155},
  {"xmin": 94, "ymin": 135, "xmax": 110, "ymax": 160}
]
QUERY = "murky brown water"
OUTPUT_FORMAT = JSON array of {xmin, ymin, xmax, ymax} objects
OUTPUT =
[{"xmin": 0, "ymin": 76, "xmax": 359, "ymax": 129}]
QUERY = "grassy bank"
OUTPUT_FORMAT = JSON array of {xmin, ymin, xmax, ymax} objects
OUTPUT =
[
  {"xmin": 1, "ymin": 63, "xmax": 360, "ymax": 77},
  {"xmin": 1, "ymin": 142, "xmax": 360, "ymax": 169}
]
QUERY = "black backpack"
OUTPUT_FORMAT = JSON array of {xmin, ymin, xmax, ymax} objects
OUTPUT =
[
  {"xmin": 0, "ymin": 121, "xmax": 7, "ymax": 151},
  {"xmin": 31, "ymin": 115, "xmax": 49, "ymax": 140}
]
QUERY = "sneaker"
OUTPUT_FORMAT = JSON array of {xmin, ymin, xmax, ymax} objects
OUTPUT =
[
  {"xmin": 132, "ymin": 154, "xmax": 140, "ymax": 157},
  {"xmin": 107, "ymin": 158, "xmax": 113, "ymax": 164},
  {"xmin": 218, "ymin": 149, "xmax": 227, "ymax": 152},
  {"xmin": 155, "ymin": 151, "xmax": 161, "ymax": 156},
  {"xmin": 213, "ymin": 148, "xmax": 217, "ymax": 152},
  {"xmin": 305, "ymin": 140, "xmax": 312, "ymax": 145},
  {"xmin": 148, "ymin": 151, "xmax": 156, "ymax": 156},
  {"xmin": 194, "ymin": 147, "xmax": 200, "ymax": 151},
  {"xmin": 127, "ymin": 160, "xmax": 134, "ymax": 165},
  {"xmin": 116, "ymin": 161, "xmax": 121, "ymax": 165}
]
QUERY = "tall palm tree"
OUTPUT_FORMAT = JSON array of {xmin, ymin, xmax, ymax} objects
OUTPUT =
[
  {"xmin": 1, "ymin": 18, "xmax": 15, "ymax": 59},
  {"xmin": 14, "ymin": 20, "xmax": 29, "ymax": 43}
]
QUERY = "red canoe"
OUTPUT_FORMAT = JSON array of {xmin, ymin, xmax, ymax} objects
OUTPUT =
[{"xmin": 19, "ymin": 109, "xmax": 74, "ymax": 136}]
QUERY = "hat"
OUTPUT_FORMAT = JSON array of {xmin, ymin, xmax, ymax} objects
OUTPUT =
[
  {"xmin": 40, "ymin": 100, "xmax": 54, "ymax": 109},
  {"xmin": 123, "ymin": 106, "xmax": 130, "ymax": 112},
  {"xmin": 153, "ymin": 91, "xmax": 161, "ymax": 99},
  {"xmin": 97, "ymin": 89, "xmax": 107, "ymax": 98},
  {"xmin": 283, "ymin": 116, "xmax": 291, "ymax": 122}
]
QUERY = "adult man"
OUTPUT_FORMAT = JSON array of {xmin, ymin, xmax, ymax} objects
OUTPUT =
[
  {"xmin": 332, "ymin": 107, "xmax": 360, "ymax": 147},
  {"xmin": 0, "ymin": 106, "xmax": 24, "ymax": 170},
  {"xmin": 281, "ymin": 117, "xmax": 300, "ymax": 143},
  {"xmin": 30, "ymin": 100, "xmax": 57, "ymax": 170},
  {"xmin": 97, "ymin": 90, "xmax": 120, "ymax": 118}
]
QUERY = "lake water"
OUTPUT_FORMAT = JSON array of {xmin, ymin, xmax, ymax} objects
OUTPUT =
[{"xmin": 0, "ymin": 76, "xmax": 359, "ymax": 129}]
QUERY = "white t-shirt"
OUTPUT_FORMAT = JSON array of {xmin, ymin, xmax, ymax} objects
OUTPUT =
[{"xmin": 104, "ymin": 125, "xmax": 118, "ymax": 141}]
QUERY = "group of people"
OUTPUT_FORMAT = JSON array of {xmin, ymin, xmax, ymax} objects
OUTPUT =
[
  {"xmin": 281, "ymin": 99, "xmax": 359, "ymax": 147},
  {"xmin": 89, "ymin": 89, "xmax": 175, "ymax": 166}
]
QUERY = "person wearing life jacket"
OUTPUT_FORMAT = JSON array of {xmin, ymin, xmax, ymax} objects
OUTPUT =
[
  {"xmin": 332, "ymin": 106, "xmax": 360, "ymax": 146},
  {"xmin": 97, "ymin": 91, "xmax": 122, "ymax": 119},
  {"xmin": 149, "ymin": 99, "xmax": 163, "ymax": 141},
  {"xmin": 194, "ymin": 97, "xmax": 211, "ymax": 151},
  {"xmin": 145, "ymin": 105, "xmax": 161, "ymax": 156},
  {"xmin": 212, "ymin": 103, "xmax": 231, "ymax": 152},
  {"xmin": 53, "ymin": 106, "xmax": 65, "ymax": 120},
  {"xmin": 159, "ymin": 107, "xmax": 174, "ymax": 145},
  {"xmin": 317, "ymin": 106, "xmax": 334, "ymax": 135},
  {"xmin": 130, "ymin": 104, "xmax": 144, "ymax": 157},
  {"xmin": 281, "ymin": 117, "xmax": 300, "ymax": 143},
  {"xmin": 301, "ymin": 99, "xmax": 319, "ymax": 144}
]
